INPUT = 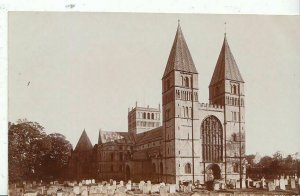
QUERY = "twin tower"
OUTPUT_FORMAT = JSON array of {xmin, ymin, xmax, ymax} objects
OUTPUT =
[
  {"xmin": 160, "ymin": 22, "xmax": 246, "ymax": 184},
  {"xmin": 70, "ymin": 22, "xmax": 246, "ymax": 186}
]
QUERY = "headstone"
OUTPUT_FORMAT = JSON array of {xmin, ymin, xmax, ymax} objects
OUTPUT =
[
  {"xmin": 279, "ymin": 178, "xmax": 286, "ymax": 190},
  {"xmin": 255, "ymin": 182, "xmax": 260, "ymax": 189},
  {"xmin": 142, "ymin": 184, "xmax": 149, "ymax": 194},
  {"xmin": 246, "ymin": 177, "xmax": 252, "ymax": 188},
  {"xmin": 275, "ymin": 179, "xmax": 279, "ymax": 187},
  {"xmin": 267, "ymin": 182, "xmax": 275, "ymax": 191},
  {"xmin": 81, "ymin": 189, "xmax": 88, "ymax": 196},
  {"xmin": 126, "ymin": 183, "xmax": 131, "ymax": 191},
  {"xmin": 57, "ymin": 191, "xmax": 63, "ymax": 196},
  {"xmin": 73, "ymin": 186, "xmax": 80, "ymax": 194},
  {"xmin": 101, "ymin": 185, "xmax": 108, "ymax": 194},
  {"xmin": 146, "ymin": 181, "xmax": 151, "ymax": 193},
  {"xmin": 214, "ymin": 183, "xmax": 220, "ymax": 191},
  {"xmin": 92, "ymin": 179, "xmax": 95, "ymax": 184},
  {"xmin": 242, "ymin": 179, "xmax": 246, "ymax": 189},
  {"xmin": 291, "ymin": 179, "xmax": 296, "ymax": 189},
  {"xmin": 169, "ymin": 184, "xmax": 176, "ymax": 193},
  {"xmin": 261, "ymin": 177, "xmax": 266, "ymax": 188},
  {"xmin": 120, "ymin": 180, "xmax": 124, "ymax": 186},
  {"xmin": 128, "ymin": 180, "xmax": 132, "ymax": 184},
  {"xmin": 109, "ymin": 179, "xmax": 113, "ymax": 185},
  {"xmin": 139, "ymin": 181, "xmax": 145, "ymax": 190},
  {"xmin": 113, "ymin": 180, "xmax": 117, "ymax": 186},
  {"xmin": 187, "ymin": 183, "xmax": 193, "ymax": 192},
  {"xmin": 159, "ymin": 185, "xmax": 168, "ymax": 196},
  {"xmin": 151, "ymin": 184, "xmax": 160, "ymax": 193},
  {"xmin": 78, "ymin": 182, "xmax": 82, "ymax": 187},
  {"xmin": 107, "ymin": 187, "xmax": 115, "ymax": 195}
]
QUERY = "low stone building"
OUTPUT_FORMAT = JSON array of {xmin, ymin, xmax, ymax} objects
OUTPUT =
[{"xmin": 68, "ymin": 22, "xmax": 247, "ymax": 186}]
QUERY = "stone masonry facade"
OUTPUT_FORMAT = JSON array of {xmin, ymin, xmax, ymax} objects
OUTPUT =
[{"xmin": 68, "ymin": 22, "xmax": 247, "ymax": 186}]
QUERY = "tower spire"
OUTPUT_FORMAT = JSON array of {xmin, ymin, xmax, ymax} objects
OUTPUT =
[
  {"xmin": 163, "ymin": 21, "xmax": 197, "ymax": 77},
  {"xmin": 224, "ymin": 22, "xmax": 227, "ymax": 37}
]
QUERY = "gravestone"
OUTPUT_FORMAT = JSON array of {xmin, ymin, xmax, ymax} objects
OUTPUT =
[
  {"xmin": 246, "ymin": 177, "xmax": 252, "ymax": 188},
  {"xmin": 275, "ymin": 179, "xmax": 279, "ymax": 187},
  {"xmin": 236, "ymin": 181, "xmax": 240, "ymax": 189},
  {"xmin": 107, "ymin": 186, "xmax": 115, "ymax": 195},
  {"xmin": 261, "ymin": 177, "xmax": 266, "ymax": 188},
  {"xmin": 187, "ymin": 183, "xmax": 193, "ymax": 192},
  {"xmin": 101, "ymin": 185, "xmax": 108, "ymax": 194},
  {"xmin": 169, "ymin": 184, "xmax": 176, "ymax": 193},
  {"xmin": 142, "ymin": 184, "xmax": 149, "ymax": 194},
  {"xmin": 126, "ymin": 183, "xmax": 131, "ymax": 191},
  {"xmin": 255, "ymin": 182, "xmax": 260, "ymax": 189},
  {"xmin": 146, "ymin": 181, "xmax": 151, "ymax": 193},
  {"xmin": 78, "ymin": 182, "xmax": 82, "ymax": 187},
  {"xmin": 214, "ymin": 183, "xmax": 220, "ymax": 191},
  {"xmin": 159, "ymin": 185, "xmax": 168, "ymax": 196},
  {"xmin": 267, "ymin": 182, "xmax": 275, "ymax": 191},
  {"xmin": 81, "ymin": 189, "xmax": 88, "ymax": 196},
  {"xmin": 113, "ymin": 180, "xmax": 117, "ymax": 186},
  {"xmin": 291, "ymin": 179, "xmax": 296, "ymax": 189},
  {"xmin": 151, "ymin": 184, "xmax": 160, "ymax": 193},
  {"xmin": 139, "ymin": 181, "xmax": 145, "ymax": 191},
  {"xmin": 109, "ymin": 179, "xmax": 113, "ymax": 185},
  {"xmin": 92, "ymin": 179, "xmax": 95, "ymax": 184},
  {"xmin": 120, "ymin": 180, "xmax": 124, "ymax": 186},
  {"xmin": 279, "ymin": 178, "xmax": 286, "ymax": 190},
  {"xmin": 242, "ymin": 179, "xmax": 246, "ymax": 189}
]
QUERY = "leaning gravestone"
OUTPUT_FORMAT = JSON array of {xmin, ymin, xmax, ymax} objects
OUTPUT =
[{"xmin": 267, "ymin": 182, "xmax": 275, "ymax": 191}]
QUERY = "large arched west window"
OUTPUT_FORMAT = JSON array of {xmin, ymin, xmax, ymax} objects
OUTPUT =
[{"xmin": 201, "ymin": 115, "xmax": 223, "ymax": 162}]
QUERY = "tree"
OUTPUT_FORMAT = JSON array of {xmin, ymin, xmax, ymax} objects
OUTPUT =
[
  {"xmin": 8, "ymin": 120, "xmax": 51, "ymax": 182},
  {"xmin": 41, "ymin": 133, "xmax": 72, "ymax": 180},
  {"xmin": 8, "ymin": 120, "xmax": 73, "ymax": 182}
]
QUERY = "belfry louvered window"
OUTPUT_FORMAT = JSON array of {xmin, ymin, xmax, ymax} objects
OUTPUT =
[{"xmin": 201, "ymin": 116, "xmax": 223, "ymax": 162}]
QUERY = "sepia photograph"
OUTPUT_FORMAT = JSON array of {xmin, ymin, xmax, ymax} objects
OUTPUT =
[{"xmin": 7, "ymin": 12, "xmax": 300, "ymax": 195}]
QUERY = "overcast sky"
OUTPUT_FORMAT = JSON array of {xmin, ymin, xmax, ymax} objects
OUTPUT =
[{"xmin": 8, "ymin": 12, "xmax": 300, "ymax": 156}]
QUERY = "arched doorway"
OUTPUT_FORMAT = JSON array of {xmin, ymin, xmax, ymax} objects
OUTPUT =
[
  {"xmin": 206, "ymin": 164, "xmax": 221, "ymax": 180},
  {"xmin": 125, "ymin": 165, "xmax": 130, "ymax": 180}
]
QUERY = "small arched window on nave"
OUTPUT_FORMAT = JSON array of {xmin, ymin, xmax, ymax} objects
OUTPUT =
[{"xmin": 185, "ymin": 163, "xmax": 192, "ymax": 174}]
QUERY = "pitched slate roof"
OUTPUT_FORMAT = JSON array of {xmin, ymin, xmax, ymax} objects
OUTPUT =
[
  {"xmin": 163, "ymin": 23, "xmax": 197, "ymax": 78},
  {"xmin": 74, "ymin": 129, "xmax": 93, "ymax": 152},
  {"xmin": 99, "ymin": 131, "xmax": 134, "ymax": 144},
  {"xmin": 210, "ymin": 35, "xmax": 244, "ymax": 86},
  {"xmin": 135, "ymin": 126, "xmax": 163, "ymax": 145}
]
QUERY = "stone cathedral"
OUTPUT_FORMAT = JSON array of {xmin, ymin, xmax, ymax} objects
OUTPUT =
[{"xmin": 68, "ymin": 22, "xmax": 246, "ymax": 186}]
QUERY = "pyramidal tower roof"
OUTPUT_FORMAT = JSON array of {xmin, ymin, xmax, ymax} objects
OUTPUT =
[
  {"xmin": 163, "ymin": 21, "xmax": 197, "ymax": 77},
  {"xmin": 210, "ymin": 35, "xmax": 244, "ymax": 86},
  {"xmin": 74, "ymin": 129, "xmax": 93, "ymax": 151}
]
